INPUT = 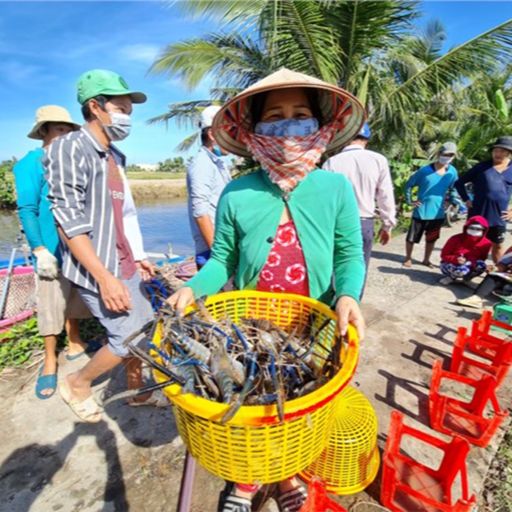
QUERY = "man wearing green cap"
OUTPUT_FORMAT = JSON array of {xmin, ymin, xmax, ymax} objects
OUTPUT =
[{"xmin": 45, "ymin": 69, "xmax": 165, "ymax": 422}]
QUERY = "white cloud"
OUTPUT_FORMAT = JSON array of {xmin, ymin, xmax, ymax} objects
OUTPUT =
[
  {"xmin": 118, "ymin": 43, "xmax": 161, "ymax": 65},
  {"xmin": 2, "ymin": 61, "xmax": 42, "ymax": 85}
]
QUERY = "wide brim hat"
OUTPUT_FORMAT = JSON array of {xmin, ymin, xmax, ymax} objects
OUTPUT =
[
  {"xmin": 212, "ymin": 68, "xmax": 366, "ymax": 158},
  {"xmin": 492, "ymin": 136, "xmax": 512, "ymax": 152},
  {"xmin": 27, "ymin": 105, "xmax": 81, "ymax": 140}
]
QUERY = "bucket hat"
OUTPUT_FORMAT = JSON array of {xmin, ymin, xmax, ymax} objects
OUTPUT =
[
  {"xmin": 439, "ymin": 141, "xmax": 457, "ymax": 155},
  {"xmin": 77, "ymin": 69, "xmax": 147, "ymax": 105},
  {"xmin": 492, "ymin": 136, "xmax": 512, "ymax": 152},
  {"xmin": 212, "ymin": 68, "xmax": 365, "ymax": 158},
  {"xmin": 27, "ymin": 105, "xmax": 80, "ymax": 140}
]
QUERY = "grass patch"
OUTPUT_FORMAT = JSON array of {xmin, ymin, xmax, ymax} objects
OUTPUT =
[
  {"xmin": 0, "ymin": 317, "xmax": 44, "ymax": 368},
  {"xmin": 126, "ymin": 171, "xmax": 185, "ymax": 180},
  {"xmin": 0, "ymin": 317, "xmax": 106, "ymax": 370},
  {"xmin": 482, "ymin": 428, "xmax": 512, "ymax": 511}
]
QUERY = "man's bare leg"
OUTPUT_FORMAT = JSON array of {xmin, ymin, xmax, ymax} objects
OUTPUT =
[
  {"xmin": 492, "ymin": 243, "xmax": 505, "ymax": 264},
  {"xmin": 65, "ymin": 318, "xmax": 88, "ymax": 356},
  {"xmin": 403, "ymin": 241, "xmax": 414, "ymax": 267},
  {"xmin": 64, "ymin": 345, "xmax": 122, "ymax": 401},
  {"xmin": 124, "ymin": 357, "xmax": 150, "ymax": 402},
  {"xmin": 40, "ymin": 335, "xmax": 58, "ymax": 396},
  {"xmin": 422, "ymin": 241, "xmax": 436, "ymax": 267}
]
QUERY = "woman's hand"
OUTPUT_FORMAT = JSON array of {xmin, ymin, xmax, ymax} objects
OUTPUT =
[
  {"xmin": 335, "ymin": 296, "xmax": 365, "ymax": 341},
  {"xmin": 166, "ymin": 287, "xmax": 195, "ymax": 315}
]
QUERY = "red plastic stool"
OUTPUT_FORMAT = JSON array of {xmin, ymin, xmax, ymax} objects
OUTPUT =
[
  {"xmin": 381, "ymin": 411, "xmax": 476, "ymax": 512},
  {"xmin": 429, "ymin": 360, "xmax": 508, "ymax": 447},
  {"xmin": 473, "ymin": 309, "xmax": 512, "ymax": 339},
  {"xmin": 451, "ymin": 326, "xmax": 512, "ymax": 386},
  {"xmin": 299, "ymin": 478, "xmax": 348, "ymax": 512}
]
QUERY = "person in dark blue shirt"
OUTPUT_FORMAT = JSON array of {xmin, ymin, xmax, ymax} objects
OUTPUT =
[{"xmin": 455, "ymin": 136, "xmax": 512, "ymax": 263}]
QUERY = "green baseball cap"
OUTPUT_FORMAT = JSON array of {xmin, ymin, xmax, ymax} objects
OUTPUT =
[{"xmin": 77, "ymin": 69, "xmax": 147, "ymax": 105}]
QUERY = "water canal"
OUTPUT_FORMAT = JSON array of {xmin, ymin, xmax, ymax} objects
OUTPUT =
[{"xmin": 0, "ymin": 198, "xmax": 194, "ymax": 261}]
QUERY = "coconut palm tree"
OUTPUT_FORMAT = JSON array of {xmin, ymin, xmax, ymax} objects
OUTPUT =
[{"xmin": 149, "ymin": 0, "xmax": 512, "ymax": 159}]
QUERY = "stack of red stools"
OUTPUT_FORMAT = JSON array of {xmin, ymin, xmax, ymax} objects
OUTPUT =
[{"xmin": 381, "ymin": 310, "xmax": 511, "ymax": 511}]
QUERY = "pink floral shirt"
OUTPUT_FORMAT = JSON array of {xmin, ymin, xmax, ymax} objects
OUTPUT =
[{"xmin": 256, "ymin": 220, "xmax": 309, "ymax": 296}]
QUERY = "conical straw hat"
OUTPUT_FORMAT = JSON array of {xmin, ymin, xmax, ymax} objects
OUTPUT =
[{"xmin": 212, "ymin": 68, "xmax": 366, "ymax": 157}]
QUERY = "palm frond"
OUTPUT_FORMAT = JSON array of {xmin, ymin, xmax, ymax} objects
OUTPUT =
[
  {"xmin": 209, "ymin": 87, "xmax": 243, "ymax": 101},
  {"xmin": 390, "ymin": 19, "xmax": 512, "ymax": 101},
  {"xmin": 175, "ymin": 132, "xmax": 200, "ymax": 153},
  {"xmin": 325, "ymin": 0, "xmax": 419, "ymax": 87},
  {"xmin": 150, "ymin": 33, "xmax": 270, "ymax": 90},
  {"xmin": 259, "ymin": 0, "xmax": 341, "ymax": 82},
  {"xmin": 147, "ymin": 100, "xmax": 218, "ymax": 129},
  {"xmin": 171, "ymin": 0, "xmax": 268, "ymax": 23}
]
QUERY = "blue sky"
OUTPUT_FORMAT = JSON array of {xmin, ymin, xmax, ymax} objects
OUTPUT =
[{"xmin": 0, "ymin": 1, "xmax": 510, "ymax": 164}]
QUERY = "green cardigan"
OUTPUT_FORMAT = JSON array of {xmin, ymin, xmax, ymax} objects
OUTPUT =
[{"xmin": 186, "ymin": 169, "xmax": 365, "ymax": 305}]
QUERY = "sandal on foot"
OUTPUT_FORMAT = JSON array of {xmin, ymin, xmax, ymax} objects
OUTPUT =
[
  {"xmin": 277, "ymin": 487, "xmax": 308, "ymax": 512},
  {"xmin": 422, "ymin": 261, "xmax": 435, "ymax": 269},
  {"xmin": 128, "ymin": 392, "xmax": 169, "ymax": 408},
  {"xmin": 64, "ymin": 350, "xmax": 87, "ymax": 361},
  {"xmin": 64, "ymin": 340, "xmax": 103, "ymax": 361},
  {"xmin": 456, "ymin": 295, "xmax": 483, "ymax": 309},
  {"xmin": 220, "ymin": 495, "xmax": 251, "ymax": 512},
  {"xmin": 59, "ymin": 379, "xmax": 102, "ymax": 423},
  {"xmin": 35, "ymin": 367, "xmax": 57, "ymax": 400}
]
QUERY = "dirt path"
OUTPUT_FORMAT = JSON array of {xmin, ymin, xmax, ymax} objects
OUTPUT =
[{"xmin": 0, "ymin": 222, "xmax": 510, "ymax": 511}]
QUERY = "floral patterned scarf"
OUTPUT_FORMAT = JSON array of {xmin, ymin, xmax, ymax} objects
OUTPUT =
[{"xmin": 240, "ymin": 125, "xmax": 338, "ymax": 192}]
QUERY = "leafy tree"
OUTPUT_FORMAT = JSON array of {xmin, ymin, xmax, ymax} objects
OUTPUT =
[
  {"xmin": 125, "ymin": 164, "xmax": 146, "ymax": 173},
  {"xmin": 0, "ymin": 160, "xmax": 17, "ymax": 210},
  {"xmin": 157, "ymin": 157, "xmax": 186, "ymax": 173},
  {"xmin": 149, "ymin": 1, "xmax": 512, "ymax": 213},
  {"xmin": 151, "ymin": 2, "xmax": 511, "ymax": 160}
]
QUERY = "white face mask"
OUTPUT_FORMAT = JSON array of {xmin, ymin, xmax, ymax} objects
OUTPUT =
[
  {"xmin": 438, "ymin": 155, "xmax": 454, "ymax": 165},
  {"xmin": 467, "ymin": 227, "xmax": 484, "ymax": 237},
  {"xmin": 104, "ymin": 111, "xmax": 131, "ymax": 141}
]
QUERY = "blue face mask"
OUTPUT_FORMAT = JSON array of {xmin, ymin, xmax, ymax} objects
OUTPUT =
[
  {"xmin": 212, "ymin": 145, "xmax": 223, "ymax": 157},
  {"xmin": 255, "ymin": 117, "xmax": 319, "ymax": 137}
]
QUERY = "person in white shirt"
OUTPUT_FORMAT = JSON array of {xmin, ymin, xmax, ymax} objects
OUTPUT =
[{"xmin": 323, "ymin": 123, "xmax": 396, "ymax": 296}]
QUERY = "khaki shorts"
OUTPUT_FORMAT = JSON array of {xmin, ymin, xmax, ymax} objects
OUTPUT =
[{"xmin": 36, "ymin": 274, "xmax": 91, "ymax": 336}]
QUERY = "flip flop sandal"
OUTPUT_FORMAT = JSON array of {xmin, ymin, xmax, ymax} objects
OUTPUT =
[
  {"xmin": 220, "ymin": 495, "xmax": 252, "ymax": 512},
  {"xmin": 128, "ymin": 392, "xmax": 169, "ymax": 408},
  {"xmin": 64, "ymin": 350, "xmax": 87, "ymax": 361},
  {"xmin": 59, "ymin": 380, "xmax": 103, "ymax": 423},
  {"xmin": 277, "ymin": 487, "xmax": 308, "ymax": 512},
  {"xmin": 64, "ymin": 340, "xmax": 104, "ymax": 361},
  {"xmin": 35, "ymin": 367, "xmax": 57, "ymax": 400}
]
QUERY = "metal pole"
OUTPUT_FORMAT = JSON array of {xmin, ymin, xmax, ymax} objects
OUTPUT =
[
  {"xmin": 176, "ymin": 451, "xmax": 196, "ymax": 512},
  {"xmin": 0, "ymin": 248, "xmax": 16, "ymax": 319}
]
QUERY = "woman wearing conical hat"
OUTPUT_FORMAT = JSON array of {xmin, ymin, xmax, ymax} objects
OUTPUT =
[{"xmin": 168, "ymin": 68, "xmax": 366, "ymax": 511}]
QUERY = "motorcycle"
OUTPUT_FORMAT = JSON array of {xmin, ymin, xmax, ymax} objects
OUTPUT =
[{"xmin": 445, "ymin": 185, "xmax": 472, "ymax": 227}]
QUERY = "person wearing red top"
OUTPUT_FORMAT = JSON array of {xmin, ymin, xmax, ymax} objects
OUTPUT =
[{"xmin": 439, "ymin": 215, "xmax": 492, "ymax": 285}]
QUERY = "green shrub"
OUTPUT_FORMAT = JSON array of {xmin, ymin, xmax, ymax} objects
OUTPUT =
[{"xmin": 0, "ymin": 160, "xmax": 16, "ymax": 210}]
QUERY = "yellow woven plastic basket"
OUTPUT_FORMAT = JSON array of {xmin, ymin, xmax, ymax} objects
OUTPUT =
[
  {"xmin": 152, "ymin": 290, "xmax": 359, "ymax": 484},
  {"xmin": 299, "ymin": 386, "xmax": 380, "ymax": 495}
]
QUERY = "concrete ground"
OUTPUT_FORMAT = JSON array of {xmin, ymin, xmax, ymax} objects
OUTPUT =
[{"xmin": 0, "ymin": 221, "xmax": 509, "ymax": 512}]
